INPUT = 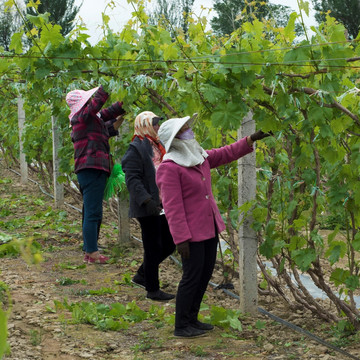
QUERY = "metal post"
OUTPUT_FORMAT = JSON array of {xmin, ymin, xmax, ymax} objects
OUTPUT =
[
  {"xmin": 117, "ymin": 195, "xmax": 130, "ymax": 243},
  {"xmin": 238, "ymin": 111, "xmax": 258, "ymax": 314},
  {"xmin": 51, "ymin": 115, "xmax": 64, "ymax": 207},
  {"xmin": 17, "ymin": 97, "xmax": 28, "ymax": 184},
  {"xmin": 115, "ymin": 121, "xmax": 130, "ymax": 243}
]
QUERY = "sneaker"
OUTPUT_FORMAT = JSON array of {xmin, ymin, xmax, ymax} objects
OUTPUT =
[
  {"xmin": 131, "ymin": 273, "xmax": 146, "ymax": 289},
  {"xmin": 190, "ymin": 320, "xmax": 214, "ymax": 331},
  {"xmin": 146, "ymin": 290, "xmax": 175, "ymax": 301},
  {"xmin": 174, "ymin": 326, "xmax": 207, "ymax": 338},
  {"xmin": 84, "ymin": 254, "xmax": 109, "ymax": 264}
]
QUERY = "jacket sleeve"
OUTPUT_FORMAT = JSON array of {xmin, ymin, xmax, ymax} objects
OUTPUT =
[
  {"xmin": 206, "ymin": 137, "xmax": 253, "ymax": 169},
  {"xmin": 82, "ymin": 85, "xmax": 109, "ymax": 120},
  {"xmin": 100, "ymin": 101, "xmax": 126, "ymax": 121},
  {"xmin": 104, "ymin": 118, "xmax": 119, "ymax": 138},
  {"xmin": 121, "ymin": 146, "xmax": 152, "ymax": 207},
  {"xmin": 156, "ymin": 163, "xmax": 192, "ymax": 245},
  {"xmin": 101, "ymin": 101, "xmax": 126, "ymax": 138}
]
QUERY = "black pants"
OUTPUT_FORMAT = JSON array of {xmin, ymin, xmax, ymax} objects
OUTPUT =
[
  {"xmin": 175, "ymin": 235, "xmax": 219, "ymax": 329},
  {"xmin": 137, "ymin": 215, "xmax": 175, "ymax": 292}
]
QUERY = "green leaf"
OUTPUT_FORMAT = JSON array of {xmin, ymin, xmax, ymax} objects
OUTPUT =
[
  {"xmin": 327, "ymin": 227, "xmax": 340, "ymax": 244},
  {"xmin": 286, "ymin": 200, "xmax": 298, "ymax": 219},
  {"xmin": 211, "ymin": 101, "xmax": 247, "ymax": 129},
  {"xmin": 330, "ymin": 268, "xmax": 350, "ymax": 286},
  {"xmin": 283, "ymin": 45, "xmax": 311, "ymax": 63},
  {"xmin": 284, "ymin": 12, "xmax": 297, "ymax": 41},
  {"xmin": 252, "ymin": 207, "xmax": 267, "ymax": 223},
  {"xmin": 200, "ymin": 84, "xmax": 228, "ymax": 104},
  {"xmin": 209, "ymin": 305, "xmax": 227, "ymax": 325},
  {"xmin": 325, "ymin": 241, "xmax": 346, "ymax": 265},
  {"xmin": 9, "ymin": 32, "xmax": 23, "ymax": 54},
  {"xmin": 162, "ymin": 43, "xmax": 178, "ymax": 60},
  {"xmin": 299, "ymin": 0, "xmax": 310, "ymax": 16},
  {"xmin": 345, "ymin": 275, "xmax": 360, "ymax": 291},
  {"xmin": 108, "ymin": 303, "xmax": 126, "ymax": 317},
  {"xmin": 259, "ymin": 238, "xmax": 274, "ymax": 259},
  {"xmin": 255, "ymin": 320, "xmax": 266, "ymax": 330},
  {"xmin": 40, "ymin": 24, "xmax": 64, "ymax": 46},
  {"xmin": 352, "ymin": 232, "xmax": 360, "ymax": 251},
  {"xmin": 229, "ymin": 316, "xmax": 242, "ymax": 331},
  {"xmin": 291, "ymin": 248, "xmax": 316, "ymax": 271}
]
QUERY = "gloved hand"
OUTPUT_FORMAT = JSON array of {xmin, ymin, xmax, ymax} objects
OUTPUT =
[
  {"xmin": 250, "ymin": 130, "xmax": 271, "ymax": 142},
  {"xmin": 144, "ymin": 199, "xmax": 161, "ymax": 216},
  {"xmin": 177, "ymin": 241, "xmax": 190, "ymax": 260}
]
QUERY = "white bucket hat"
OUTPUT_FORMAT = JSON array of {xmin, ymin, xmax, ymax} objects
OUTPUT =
[
  {"xmin": 158, "ymin": 113, "xmax": 197, "ymax": 152},
  {"xmin": 66, "ymin": 87, "xmax": 99, "ymax": 120}
]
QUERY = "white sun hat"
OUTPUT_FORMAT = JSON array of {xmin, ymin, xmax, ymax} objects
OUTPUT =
[
  {"xmin": 66, "ymin": 87, "xmax": 99, "ymax": 120},
  {"xmin": 158, "ymin": 113, "xmax": 198, "ymax": 152}
]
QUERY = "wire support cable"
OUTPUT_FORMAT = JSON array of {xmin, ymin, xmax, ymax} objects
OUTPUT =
[{"xmin": 2, "ymin": 53, "xmax": 360, "ymax": 70}]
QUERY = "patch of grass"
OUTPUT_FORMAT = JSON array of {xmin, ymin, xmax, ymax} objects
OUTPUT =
[
  {"xmin": 0, "ymin": 232, "xmax": 12, "ymax": 244},
  {"xmin": 52, "ymin": 298, "xmax": 170, "ymax": 333},
  {"xmin": 211, "ymin": 339, "xmax": 225, "ymax": 350},
  {"xmin": 0, "ymin": 178, "xmax": 12, "ymax": 184},
  {"xmin": 29, "ymin": 329, "xmax": 42, "ymax": 346},
  {"xmin": 55, "ymin": 277, "xmax": 87, "ymax": 286},
  {"xmin": 45, "ymin": 245, "xmax": 62, "ymax": 252},
  {"xmin": 189, "ymin": 345, "xmax": 209, "ymax": 357},
  {"xmin": 131, "ymin": 332, "xmax": 153, "ymax": 353},
  {"xmin": 58, "ymin": 263, "xmax": 86, "ymax": 270},
  {"xmin": 114, "ymin": 272, "xmax": 137, "ymax": 286},
  {"xmin": 0, "ymin": 219, "xmax": 24, "ymax": 230},
  {"xmin": 328, "ymin": 319, "xmax": 359, "ymax": 348},
  {"xmin": 0, "ymin": 282, "xmax": 9, "ymax": 305},
  {"xmin": 255, "ymin": 320, "xmax": 266, "ymax": 330},
  {"xmin": 74, "ymin": 287, "xmax": 118, "ymax": 296},
  {"xmin": 0, "ymin": 238, "xmax": 42, "ymax": 259}
]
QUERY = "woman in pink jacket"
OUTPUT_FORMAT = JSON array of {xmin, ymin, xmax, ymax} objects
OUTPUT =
[{"xmin": 156, "ymin": 115, "xmax": 269, "ymax": 338}]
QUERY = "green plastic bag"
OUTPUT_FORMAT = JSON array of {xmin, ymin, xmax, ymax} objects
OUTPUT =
[{"xmin": 104, "ymin": 163, "xmax": 126, "ymax": 201}]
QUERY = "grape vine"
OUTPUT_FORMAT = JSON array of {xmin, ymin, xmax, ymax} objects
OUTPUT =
[{"xmin": 1, "ymin": 0, "xmax": 360, "ymax": 330}]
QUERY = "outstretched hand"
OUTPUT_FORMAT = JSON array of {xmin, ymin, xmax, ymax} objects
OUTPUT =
[
  {"xmin": 113, "ymin": 115, "xmax": 125, "ymax": 131},
  {"xmin": 250, "ymin": 130, "xmax": 271, "ymax": 141}
]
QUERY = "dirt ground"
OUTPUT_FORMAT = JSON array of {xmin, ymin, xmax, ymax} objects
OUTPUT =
[{"xmin": 1, "ymin": 162, "xmax": 360, "ymax": 360}]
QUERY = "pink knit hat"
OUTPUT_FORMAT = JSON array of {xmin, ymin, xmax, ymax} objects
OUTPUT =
[{"xmin": 66, "ymin": 87, "xmax": 99, "ymax": 120}]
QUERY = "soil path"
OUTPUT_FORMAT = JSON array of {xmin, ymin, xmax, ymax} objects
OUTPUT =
[{"xmin": 1, "ymin": 163, "xmax": 359, "ymax": 360}]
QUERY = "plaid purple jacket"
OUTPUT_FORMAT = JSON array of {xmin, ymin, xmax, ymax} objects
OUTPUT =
[{"xmin": 70, "ymin": 86, "xmax": 125, "ymax": 174}]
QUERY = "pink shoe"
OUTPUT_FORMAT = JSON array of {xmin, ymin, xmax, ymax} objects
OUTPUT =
[{"xmin": 84, "ymin": 254, "xmax": 109, "ymax": 264}]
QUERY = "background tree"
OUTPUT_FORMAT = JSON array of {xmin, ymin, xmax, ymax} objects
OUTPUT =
[
  {"xmin": 210, "ymin": 0, "xmax": 298, "ymax": 36},
  {"xmin": 24, "ymin": 0, "xmax": 81, "ymax": 37},
  {"xmin": 0, "ymin": 1, "xmax": 21, "ymax": 51},
  {"xmin": 311, "ymin": 0, "xmax": 360, "ymax": 38},
  {"xmin": 147, "ymin": 0, "xmax": 195, "ymax": 36}
]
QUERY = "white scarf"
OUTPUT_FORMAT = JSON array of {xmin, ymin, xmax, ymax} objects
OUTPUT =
[{"xmin": 163, "ymin": 138, "xmax": 208, "ymax": 167}]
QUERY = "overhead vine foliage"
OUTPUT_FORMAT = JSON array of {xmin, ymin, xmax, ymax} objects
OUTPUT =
[{"xmin": 1, "ymin": 0, "xmax": 360, "ymax": 330}]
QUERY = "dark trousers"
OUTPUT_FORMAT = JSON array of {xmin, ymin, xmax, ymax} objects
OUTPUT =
[
  {"xmin": 137, "ymin": 215, "xmax": 175, "ymax": 292},
  {"xmin": 175, "ymin": 235, "xmax": 219, "ymax": 329},
  {"xmin": 77, "ymin": 169, "xmax": 108, "ymax": 253}
]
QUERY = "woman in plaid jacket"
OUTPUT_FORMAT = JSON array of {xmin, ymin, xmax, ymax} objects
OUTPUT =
[{"xmin": 66, "ymin": 85, "xmax": 125, "ymax": 264}]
